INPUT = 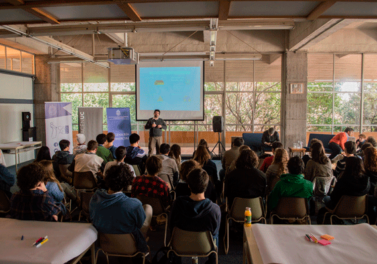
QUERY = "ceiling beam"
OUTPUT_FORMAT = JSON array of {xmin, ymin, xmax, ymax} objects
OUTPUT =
[
  {"xmin": 0, "ymin": 0, "xmax": 376, "ymax": 10},
  {"xmin": 307, "ymin": 1, "xmax": 337, "ymax": 20},
  {"xmin": 289, "ymin": 19, "xmax": 363, "ymax": 51},
  {"xmin": 5, "ymin": 0, "xmax": 24, "ymax": 5},
  {"xmin": 116, "ymin": 2, "xmax": 142, "ymax": 21},
  {"xmin": 105, "ymin": 32, "xmax": 126, "ymax": 45},
  {"xmin": 24, "ymin": 8, "xmax": 60, "ymax": 24},
  {"xmin": 218, "ymin": 0, "xmax": 231, "ymax": 20}
]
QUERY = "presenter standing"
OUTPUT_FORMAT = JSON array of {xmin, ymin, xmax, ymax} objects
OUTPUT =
[{"xmin": 145, "ymin": 109, "xmax": 167, "ymax": 155}]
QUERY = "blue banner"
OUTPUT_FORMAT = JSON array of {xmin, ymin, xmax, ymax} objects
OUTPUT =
[{"xmin": 106, "ymin": 108, "xmax": 131, "ymax": 147}]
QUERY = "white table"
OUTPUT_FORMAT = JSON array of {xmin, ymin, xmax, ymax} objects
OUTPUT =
[
  {"xmin": 244, "ymin": 224, "xmax": 377, "ymax": 264},
  {"xmin": 0, "ymin": 141, "xmax": 42, "ymax": 171},
  {"xmin": 0, "ymin": 218, "xmax": 98, "ymax": 264}
]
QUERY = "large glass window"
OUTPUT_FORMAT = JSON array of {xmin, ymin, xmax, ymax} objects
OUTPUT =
[
  {"xmin": 306, "ymin": 54, "xmax": 377, "ymax": 136},
  {"xmin": 60, "ymin": 55, "xmax": 282, "ymax": 153}
]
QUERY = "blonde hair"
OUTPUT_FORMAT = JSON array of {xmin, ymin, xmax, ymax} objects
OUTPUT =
[
  {"xmin": 39, "ymin": 160, "xmax": 63, "ymax": 192},
  {"xmin": 193, "ymin": 145, "xmax": 211, "ymax": 166},
  {"xmin": 272, "ymin": 148, "xmax": 288, "ymax": 176}
]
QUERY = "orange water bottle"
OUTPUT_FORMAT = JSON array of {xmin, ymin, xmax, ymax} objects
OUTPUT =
[{"xmin": 244, "ymin": 207, "xmax": 252, "ymax": 227}]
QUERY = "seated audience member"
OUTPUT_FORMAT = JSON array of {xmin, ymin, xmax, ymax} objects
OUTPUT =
[
  {"xmin": 304, "ymin": 142, "xmax": 333, "ymax": 182},
  {"xmin": 90, "ymin": 164, "xmax": 152, "ymax": 253},
  {"xmin": 302, "ymin": 138, "xmax": 321, "ymax": 166},
  {"xmin": 175, "ymin": 160, "xmax": 217, "ymax": 203},
  {"xmin": 220, "ymin": 137, "xmax": 244, "ymax": 182},
  {"xmin": 333, "ymin": 141, "xmax": 357, "ymax": 178},
  {"xmin": 103, "ymin": 146, "xmax": 135, "ymax": 177},
  {"xmin": 169, "ymin": 168, "xmax": 221, "ymax": 264},
  {"xmin": 357, "ymin": 142, "xmax": 372, "ymax": 158},
  {"xmin": 69, "ymin": 140, "xmax": 104, "ymax": 180},
  {"xmin": 227, "ymin": 145, "xmax": 251, "ymax": 173},
  {"xmin": 125, "ymin": 133, "xmax": 147, "ymax": 173},
  {"xmin": 0, "ymin": 163, "xmax": 15, "ymax": 198},
  {"xmin": 156, "ymin": 143, "xmax": 179, "ymax": 188},
  {"xmin": 328, "ymin": 127, "xmax": 354, "ymax": 160},
  {"xmin": 356, "ymin": 134, "xmax": 367, "ymax": 150},
  {"xmin": 193, "ymin": 145, "xmax": 218, "ymax": 185},
  {"xmin": 260, "ymin": 142, "xmax": 283, "ymax": 173},
  {"xmin": 261, "ymin": 127, "xmax": 280, "ymax": 149},
  {"xmin": 367, "ymin": 136, "xmax": 377, "ymax": 148},
  {"xmin": 317, "ymin": 157, "xmax": 370, "ymax": 224},
  {"xmin": 225, "ymin": 149, "xmax": 266, "ymax": 208},
  {"xmin": 268, "ymin": 157, "xmax": 313, "ymax": 211},
  {"xmin": 131, "ymin": 156, "xmax": 170, "ymax": 207},
  {"xmin": 96, "ymin": 133, "xmax": 114, "ymax": 163},
  {"xmin": 265, "ymin": 148, "xmax": 288, "ymax": 194},
  {"xmin": 39, "ymin": 160, "xmax": 66, "ymax": 214},
  {"xmin": 106, "ymin": 132, "xmax": 117, "ymax": 159},
  {"xmin": 35, "ymin": 146, "xmax": 52, "ymax": 162},
  {"xmin": 193, "ymin": 139, "xmax": 213, "ymax": 159},
  {"xmin": 363, "ymin": 147, "xmax": 377, "ymax": 195},
  {"xmin": 168, "ymin": 144, "xmax": 182, "ymax": 171},
  {"xmin": 9, "ymin": 163, "xmax": 60, "ymax": 221},
  {"xmin": 73, "ymin": 134, "xmax": 87, "ymax": 155},
  {"xmin": 55, "ymin": 139, "xmax": 75, "ymax": 165}
]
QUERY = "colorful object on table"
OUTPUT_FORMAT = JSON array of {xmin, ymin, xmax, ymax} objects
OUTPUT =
[
  {"xmin": 320, "ymin": 234, "xmax": 334, "ymax": 241},
  {"xmin": 309, "ymin": 233, "xmax": 319, "ymax": 243},
  {"xmin": 305, "ymin": 234, "xmax": 313, "ymax": 242},
  {"xmin": 21, "ymin": 235, "xmax": 24, "ymax": 240},
  {"xmin": 318, "ymin": 239, "xmax": 331, "ymax": 246},
  {"xmin": 34, "ymin": 236, "xmax": 48, "ymax": 247},
  {"xmin": 244, "ymin": 207, "xmax": 252, "ymax": 227},
  {"xmin": 32, "ymin": 237, "xmax": 44, "ymax": 246},
  {"xmin": 36, "ymin": 238, "xmax": 49, "ymax": 248}
]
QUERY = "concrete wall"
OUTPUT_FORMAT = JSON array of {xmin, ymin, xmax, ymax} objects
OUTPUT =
[
  {"xmin": 34, "ymin": 55, "xmax": 59, "ymax": 145},
  {"xmin": 281, "ymin": 52, "xmax": 308, "ymax": 149}
]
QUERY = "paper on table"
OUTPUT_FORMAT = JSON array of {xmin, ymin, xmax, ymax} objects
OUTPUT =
[{"xmin": 252, "ymin": 224, "xmax": 377, "ymax": 264}]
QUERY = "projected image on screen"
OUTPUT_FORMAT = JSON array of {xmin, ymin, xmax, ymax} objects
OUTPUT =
[{"xmin": 137, "ymin": 61, "xmax": 204, "ymax": 121}]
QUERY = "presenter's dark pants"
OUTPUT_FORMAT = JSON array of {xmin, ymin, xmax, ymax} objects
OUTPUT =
[
  {"xmin": 328, "ymin": 142, "xmax": 342, "ymax": 160},
  {"xmin": 148, "ymin": 136, "xmax": 162, "ymax": 155}
]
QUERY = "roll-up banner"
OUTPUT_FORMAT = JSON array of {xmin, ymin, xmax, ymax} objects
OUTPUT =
[
  {"xmin": 45, "ymin": 102, "xmax": 73, "ymax": 154},
  {"xmin": 106, "ymin": 108, "xmax": 132, "ymax": 147},
  {"xmin": 78, "ymin": 107, "xmax": 103, "ymax": 143}
]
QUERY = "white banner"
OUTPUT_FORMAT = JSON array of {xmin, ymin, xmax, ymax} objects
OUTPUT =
[
  {"xmin": 78, "ymin": 107, "xmax": 103, "ymax": 143},
  {"xmin": 45, "ymin": 102, "xmax": 73, "ymax": 154}
]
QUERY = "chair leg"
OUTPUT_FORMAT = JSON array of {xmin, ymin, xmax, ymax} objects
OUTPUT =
[
  {"xmin": 330, "ymin": 215, "xmax": 333, "ymax": 225},
  {"xmin": 164, "ymin": 213, "xmax": 168, "ymax": 247},
  {"xmin": 364, "ymin": 215, "xmax": 369, "ymax": 224},
  {"xmin": 215, "ymin": 252, "xmax": 218, "ymax": 264},
  {"xmin": 270, "ymin": 215, "xmax": 274, "ymax": 225},
  {"xmin": 95, "ymin": 249, "xmax": 100, "ymax": 264},
  {"xmin": 307, "ymin": 216, "xmax": 311, "ymax": 225},
  {"xmin": 142, "ymin": 254, "xmax": 146, "ymax": 264},
  {"xmin": 322, "ymin": 212, "xmax": 329, "ymax": 225},
  {"xmin": 78, "ymin": 211, "xmax": 82, "ymax": 222},
  {"xmin": 223, "ymin": 217, "xmax": 229, "ymax": 254},
  {"xmin": 105, "ymin": 253, "xmax": 109, "ymax": 264}
]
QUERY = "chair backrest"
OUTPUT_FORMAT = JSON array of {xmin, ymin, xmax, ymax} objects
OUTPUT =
[
  {"xmin": 0, "ymin": 190, "xmax": 11, "ymax": 213},
  {"xmin": 159, "ymin": 174, "xmax": 172, "ymax": 189},
  {"xmin": 136, "ymin": 195, "xmax": 165, "ymax": 216},
  {"xmin": 242, "ymin": 133, "xmax": 263, "ymax": 152},
  {"xmin": 80, "ymin": 191, "xmax": 95, "ymax": 215},
  {"xmin": 99, "ymin": 232, "xmax": 138, "ymax": 255},
  {"xmin": 333, "ymin": 195, "xmax": 367, "ymax": 218},
  {"xmin": 73, "ymin": 171, "xmax": 97, "ymax": 189},
  {"xmin": 170, "ymin": 227, "xmax": 215, "ymax": 255},
  {"xmin": 274, "ymin": 197, "xmax": 309, "ymax": 218},
  {"xmin": 313, "ymin": 176, "xmax": 336, "ymax": 197},
  {"xmin": 306, "ymin": 133, "xmax": 335, "ymax": 153},
  {"xmin": 132, "ymin": 165, "xmax": 141, "ymax": 176},
  {"xmin": 59, "ymin": 164, "xmax": 72, "ymax": 183},
  {"xmin": 230, "ymin": 197, "xmax": 264, "ymax": 221}
]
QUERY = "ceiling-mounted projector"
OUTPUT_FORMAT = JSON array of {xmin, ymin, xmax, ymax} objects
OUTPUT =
[{"xmin": 108, "ymin": 47, "xmax": 139, "ymax": 65}]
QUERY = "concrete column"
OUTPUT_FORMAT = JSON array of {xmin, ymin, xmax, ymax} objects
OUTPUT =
[
  {"xmin": 281, "ymin": 52, "xmax": 307, "ymax": 150},
  {"xmin": 34, "ymin": 55, "xmax": 59, "ymax": 145}
]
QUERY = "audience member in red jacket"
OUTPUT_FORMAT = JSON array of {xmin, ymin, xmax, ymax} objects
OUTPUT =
[{"xmin": 328, "ymin": 127, "xmax": 354, "ymax": 160}]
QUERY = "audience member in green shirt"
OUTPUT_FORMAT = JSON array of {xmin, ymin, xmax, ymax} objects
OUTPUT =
[
  {"xmin": 96, "ymin": 134, "xmax": 114, "ymax": 163},
  {"xmin": 268, "ymin": 156, "xmax": 313, "ymax": 211}
]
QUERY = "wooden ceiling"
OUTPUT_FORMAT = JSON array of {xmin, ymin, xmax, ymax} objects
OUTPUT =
[{"xmin": 0, "ymin": 0, "xmax": 376, "ymax": 25}]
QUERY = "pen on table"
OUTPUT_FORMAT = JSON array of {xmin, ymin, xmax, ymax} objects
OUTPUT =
[
  {"xmin": 21, "ymin": 235, "xmax": 24, "ymax": 240},
  {"xmin": 36, "ymin": 238, "xmax": 49, "ymax": 248},
  {"xmin": 305, "ymin": 234, "xmax": 313, "ymax": 242},
  {"xmin": 32, "ymin": 237, "xmax": 44, "ymax": 246},
  {"xmin": 33, "ymin": 236, "xmax": 48, "ymax": 246},
  {"xmin": 310, "ymin": 233, "xmax": 318, "ymax": 243}
]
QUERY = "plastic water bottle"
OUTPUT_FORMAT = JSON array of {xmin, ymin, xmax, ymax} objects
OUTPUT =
[{"xmin": 245, "ymin": 207, "xmax": 252, "ymax": 227}]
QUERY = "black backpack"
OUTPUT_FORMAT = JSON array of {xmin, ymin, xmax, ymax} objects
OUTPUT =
[{"xmin": 152, "ymin": 247, "xmax": 173, "ymax": 264}]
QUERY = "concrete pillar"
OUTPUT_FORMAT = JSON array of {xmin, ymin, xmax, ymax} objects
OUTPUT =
[
  {"xmin": 281, "ymin": 52, "xmax": 307, "ymax": 150},
  {"xmin": 34, "ymin": 55, "xmax": 59, "ymax": 145}
]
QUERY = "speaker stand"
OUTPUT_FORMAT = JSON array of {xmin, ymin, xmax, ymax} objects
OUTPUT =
[{"xmin": 211, "ymin": 132, "xmax": 226, "ymax": 159}]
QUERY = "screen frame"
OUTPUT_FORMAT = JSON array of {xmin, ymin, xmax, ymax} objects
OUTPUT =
[{"xmin": 135, "ymin": 61, "xmax": 205, "ymax": 121}]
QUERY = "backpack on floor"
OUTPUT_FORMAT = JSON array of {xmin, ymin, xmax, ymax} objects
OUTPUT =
[{"xmin": 152, "ymin": 247, "xmax": 173, "ymax": 264}]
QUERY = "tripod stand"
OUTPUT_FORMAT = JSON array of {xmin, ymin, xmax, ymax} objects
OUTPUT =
[{"xmin": 211, "ymin": 132, "xmax": 226, "ymax": 159}]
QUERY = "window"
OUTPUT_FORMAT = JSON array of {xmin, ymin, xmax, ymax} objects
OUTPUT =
[
  {"xmin": 60, "ymin": 55, "xmax": 282, "ymax": 153},
  {"xmin": 0, "ymin": 45, "xmax": 34, "ymax": 74},
  {"xmin": 306, "ymin": 54, "xmax": 377, "ymax": 137}
]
